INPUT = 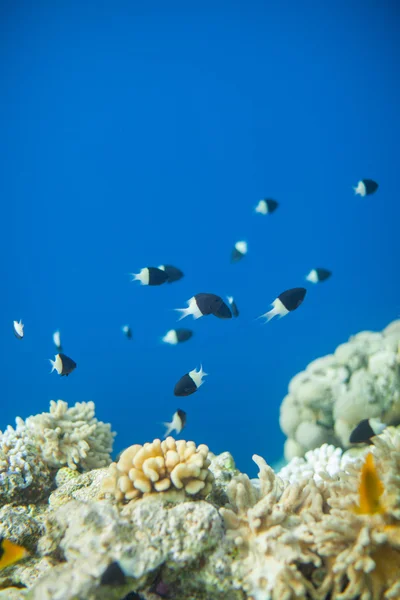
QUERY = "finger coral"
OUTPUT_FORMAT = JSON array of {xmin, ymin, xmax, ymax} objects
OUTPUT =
[
  {"xmin": 102, "ymin": 437, "xmax": 214, "ymax": 501},
  {"xmin": 280, "ymin": 319, "xmax": 400, "ymax": 459},
  {"xmin": 220, "ymin": 455, "xmax": 324, "ymax": 600}
]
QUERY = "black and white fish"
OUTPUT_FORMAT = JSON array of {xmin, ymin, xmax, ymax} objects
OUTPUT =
[
  {"xmin": 122, "ymin": 325, "xmax": 132, "ymax": 339},
  {"xmin": 349, "ymin": 418, "xmax": 387, "ymax": 444},
  {"xmin": 13, "ymin": 320, "xmax": 24, "ymax": 340},
  {"xmin": 174, "ymin": 365, "xmax": 207, "ymax": 397},
  {"xmin": 130, "ymin": 267, "xmax": 169, "ymax": 286},
  {"xmin": 162, "ymin": 328, "xmax": 193, "ymax": 345},
  {"xmin": 305, "ymin": 268, "xmax": 332, "ymax": 283},
  {"xmin": 53, "ymin": 330, "xmax": 62, "ymax": 350},
  {"xmin": 227, "ymin": 296, "xmax": 239, "ymax": 318},
  {"xmin": 259, "ymin": 287, "xmax": 306, "ymax": 322},
  {"xmin": 255, "ymin": 198, "xmax": 279, "ymax": 215},
  {"xmin": 100, "ymin": 562, "xmax": 126, "ymax": 586},
  {"xmin": 231, "ymin": 241, "xmax": 248, "ymax": 263},
  {"xmin": 49, "ymin": 353, "xmax": 77, "ymax": 376},
  {"xmin": 175, "ymin": 293, "xmax": 232, "ymax": 320},
  {"xmin": 163, "ymin": 409, "xmax": 187, "ymax": 437},
  {"xmin": 158, "ymin": 264, "xmax": 184, "ymax": 283},
  {"xmin": 353, "ymin": 179, "xmax": 379, "ymax": 197}
]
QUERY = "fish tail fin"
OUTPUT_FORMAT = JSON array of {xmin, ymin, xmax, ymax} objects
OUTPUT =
[
  {"xmin": 163, "ymin": 422, "xmax": 173, "ymax": 438},
  {"xmin": 174, "ymin": 307, "xmax": 190, "ymax": 321}
]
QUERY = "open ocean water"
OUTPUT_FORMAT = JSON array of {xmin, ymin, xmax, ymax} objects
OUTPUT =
[{"xmin": 1, "ymin": 0, "xmax": 398, "ymax": 476}]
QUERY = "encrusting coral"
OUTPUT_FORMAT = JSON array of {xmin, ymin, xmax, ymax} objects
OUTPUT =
[
  {"xmin": 102, "ymin": 436, "xmax": 214, "ymax": 501},
  {"xmin": 280, "ymin": 319, "xmax": 400, "ymax": 459},
  {"xmin": 0, "ymin": 400, "xmax": 115, "ymax": 504}
]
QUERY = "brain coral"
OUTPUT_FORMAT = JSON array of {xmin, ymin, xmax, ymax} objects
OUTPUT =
[
  {"xmin": 280, "ymin": 319, "xmax": 400, "ymax": 459},
  {"xmin": 103, "ymin": 437, "xmax": 214, "ymax": 501}
]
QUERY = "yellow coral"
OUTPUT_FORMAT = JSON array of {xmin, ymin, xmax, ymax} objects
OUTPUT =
[{"xmin": 102, "ymin": 437, "xmax": 214, "ymax": 502}]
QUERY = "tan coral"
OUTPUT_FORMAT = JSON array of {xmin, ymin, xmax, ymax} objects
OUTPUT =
[
  {"xmin": 102, "ymin": 437, "xmax": 214, "ymax": 502},
  {"xmin": 312, "ymin": 429, "xmax": 400, "ymax": 600},
  {"xmin": 220, "ymin": 455, "xmax": 324, "ymax": 600}
]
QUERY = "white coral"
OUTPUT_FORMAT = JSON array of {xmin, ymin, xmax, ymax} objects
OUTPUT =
[
  {"xmin": 23, "ymin": 400, "xmax": 115, "ymax": 470},
  {"xmin": 280, "ymin": 319, "xmax": 400, "ymax": 457}
]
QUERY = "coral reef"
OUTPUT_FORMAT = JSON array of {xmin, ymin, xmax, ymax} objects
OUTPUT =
[
  {"xmin": 0, "ymin": 400, "xmax": 115, "ymax": 505},
  {"xmin": 280, "ymin": 319, "xmax": 400, "ymax": 459},
  {"xmin": 102, "ymin": 437, "xmax": 214, "ymax": 501},
  {"xmin": 1, "ymin": 389, "xmax": 399, "ymax": 599}
]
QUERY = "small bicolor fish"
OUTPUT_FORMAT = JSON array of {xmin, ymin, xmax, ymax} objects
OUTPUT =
[
  {"xmin": 49, "ymin": 353, "xmax": 77, "ymax": 376},
  {"xmin": 174, "ymin": 365, "xmax": 207, "ymax": 397},
  {"xmin": 353, "ymin": 179, "xmax": 379, "ymax": 197},
  {"xmin": 231, "ymin": 241, "xmax": 248, "ymax": 263},
  {"xmin": 122, "ymin": 325, "xmax": 132, "ymax": 339},
  {"xmin": 100, "ymin": 561, "xmax": 126, "ymax": 586},
  {"xmin": 0, "ymin": 537, "xmax": 28, "ymax": 570},
  {"xmin": 354, "ymin": 452, "xmax": 385, "ymax": 516},
  {"xmin": 305, "ymin": 268, "xmax": 332, "ymax": 283},
  {"xmin": 53, "ymin": 330, "xmax": 62, "ymax": 351},
  {"xmin": 175, "ymin": 293, "xmax": 232, "ymax": 320},
  {"xmin": 130, "ymin": 267, "xmax": 169, "ymax": 286},
  {"xmin": 163, "ymin": 409, "xmax": 187, "ymax": 437},
  {"xmin": 13, "ymin": 320, "xmax": 24, "ymax": 340},
  {"xmin": 255, "ymin": 198, "xmax": 279, "ymax": 215},
  {"xmin": 227, "ymin": 296, "xmax": 239, "ymax": 318},
  {"xmin": 158, "ymin": 264, "xmax": 184, "ymax": 283},
  {"xmin": 259, "ymin": 287, "xmax": 307, "ymax": 322},
  {"xmin": 349, "ymin": 418, "xmax": 387, "ymax": 444},
  {"xmin": 162, "ymin": 328, "xmax": 193, "ymax": 345}
]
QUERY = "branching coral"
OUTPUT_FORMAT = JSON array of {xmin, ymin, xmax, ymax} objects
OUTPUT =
[
  {"xmin": 312, "ymin": 427, "xmax": 400, "ymax": 600},
  {"xmin": 280, "ymin": 319, "xmax": 400, "ymax": 459},
  {"xmin": 23, "ymin": 400, "xmax": 115, "ymax": 470},
  {"xmin": 220, "ymin": 455, "xmax": 325, "ymax": 600},
  {"xmin": 0, "ymin": 400, "xmax": 115, "ymax": 505},
  {"xmin": 102, "ymin": 437, "xmax": 214, "ymax": 501}
]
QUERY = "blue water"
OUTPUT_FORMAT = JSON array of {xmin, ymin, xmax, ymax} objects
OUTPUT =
[{"xmin": 1, "ymin": 1, "xmax": 398, "ymax": 476}]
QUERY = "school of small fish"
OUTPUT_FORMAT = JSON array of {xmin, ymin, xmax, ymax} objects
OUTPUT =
[{"xmin": 7, "ymin": 181, "xmax": 379, "ymax": 571}]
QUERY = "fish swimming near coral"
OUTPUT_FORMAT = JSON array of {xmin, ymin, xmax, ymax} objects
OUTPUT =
[
  {"xmin": 130, "ymin": 267, "xmax": 169, "ymax": 286},
  {"xmin": 354, "ymin": 452, "xmax": 385, "ymax": 515},
  {"xmin": 349, "ymin": 418, "xmax": 387, "ymax": 444},
  {"xmin": 174, "ymin": 365, "xmax": 207, "ymax": 396},
  {"xmin": 163, "ymin": 409, "xmax": 186, "ymax": 437},
  {"xmin": 49, "ymin": 353, "xmax": 77, "ymax": 376},
  {"xmin": 259, "ymin": 287, "xmax": 307, "ymax": 322},
  {"xmin": 175, "ymin": 293, "xmax": 232, "ymax": 320},
  {"xmin": 13, "ymin": 320, "xmax": 24, "ymax": 340},
  {"xmin": 158, "ymin": 264, "xmax": 184, "ymax": 283},
  {"xmin": 0, "ymin": 537, "xmax": 28, "ymax": 570}
]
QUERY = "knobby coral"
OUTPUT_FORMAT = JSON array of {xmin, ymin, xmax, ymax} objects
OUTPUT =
[
  {"xmin": 102, "ymin": 437, "xmax": 214, "ymax": 501},
  {"xmin": 280, "ymin": 319, "xmax": 400, "ymax": 460}
]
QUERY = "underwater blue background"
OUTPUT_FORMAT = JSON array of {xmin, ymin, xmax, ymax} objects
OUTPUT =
[{"xmin": 1, "ymin": 0, "xmax": 398, "ymax": 476}]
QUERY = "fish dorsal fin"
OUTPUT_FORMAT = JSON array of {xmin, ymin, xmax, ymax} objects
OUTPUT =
[{"xmin": 355, "ymin": 452, "xmax": 385, "ymax": 515}]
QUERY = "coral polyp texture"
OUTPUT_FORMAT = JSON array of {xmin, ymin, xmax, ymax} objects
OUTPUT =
[
  {"xmin": 102, "ymin": 436, "xmax": 214, "ymax": 501},
  {"xmin": 280, "ymin": 319, "xmax": 400, "ymax": 460},
  {"xmin": 0, "ymin": 400, "xmax": 115, "ymax": 504}
]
